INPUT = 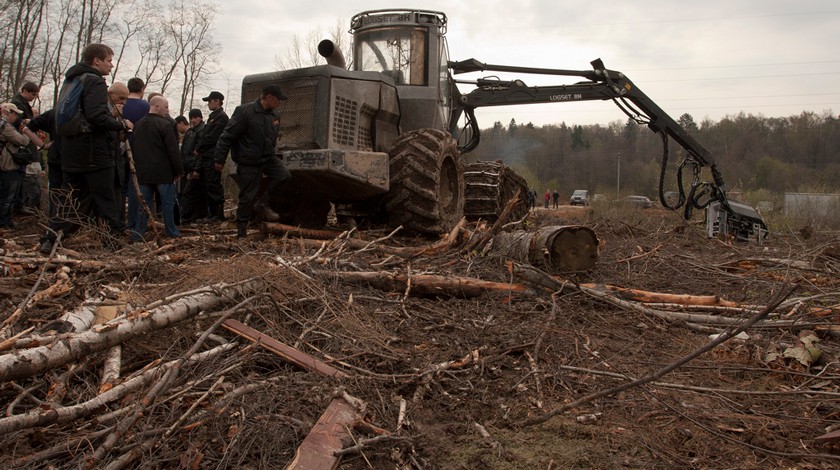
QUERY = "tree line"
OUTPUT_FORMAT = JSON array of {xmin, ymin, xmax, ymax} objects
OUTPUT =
[
  {"xmin": 467, "ymin": 111, "xmax": 840, "ymax": 201},
  {"xmin": 0, "ymin": 0, "xmax": 219, "ymax": 117}
]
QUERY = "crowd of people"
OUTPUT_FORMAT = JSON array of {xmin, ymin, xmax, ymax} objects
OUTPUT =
[{"xmin": 0, "ymin": 43, "xmax": 291, "ymax": 252}]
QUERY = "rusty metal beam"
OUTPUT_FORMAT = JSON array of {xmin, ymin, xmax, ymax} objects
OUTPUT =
[
  {"xmin": 285, "ymin": 396, "xmax": 361, "ymax": 470},
  {"xmin": 815, "ymin": 428, "xmax": 840, "ymax": 445},
  {"xmin": 221, "ymin": 319, "xmax": 347, "ymax": 379}
]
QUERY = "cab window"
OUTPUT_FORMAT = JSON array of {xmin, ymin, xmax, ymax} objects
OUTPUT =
[{"xmin": 355, "ymin": 27, "xmax": 428, "ymax": 85}]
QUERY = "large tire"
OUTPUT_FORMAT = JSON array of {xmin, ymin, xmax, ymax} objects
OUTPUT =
[
  {"xmin": 385, "ymin": 129, "xmax": 464, "ymax": 234},
  {"xmin": 464, "ymin": 161, "xmax": 530, "ymax": 223}
]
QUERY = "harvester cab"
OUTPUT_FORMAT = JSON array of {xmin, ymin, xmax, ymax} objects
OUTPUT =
[{"xmin": 350, "ymin": 10, "xmax": 453, "ymax": 134}]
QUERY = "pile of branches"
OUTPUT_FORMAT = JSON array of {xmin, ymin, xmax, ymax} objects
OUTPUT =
[{"xmin": 0, "ymin": 215, "xmax": 839, "ymax": 468}]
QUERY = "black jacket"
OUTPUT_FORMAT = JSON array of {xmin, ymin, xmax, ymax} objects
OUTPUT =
[
  {"xmin": 11, "ymin": 93, "xmax": 34, "ymax": 120},
  {"xmin": 13, "ymin": 93, "xmax": 41, "ymax": 164},
  {"xmin": 25, "ymin": 108, "xmax": 55, "ymax": 167},
  {"xmin": 59, "ymin": 63, "xmax": 125, "ymax": 172},
  {"xmin": 194, "ymin": 108, "xmax": 228, "ymax": 164},
  {"xmin": 181, "ymin": 121, "xmax": 204, "ymax": 172},
  {"xmin": 214, "ymin": 100, "xmax": 279, "ymax": 167},
  {"xmin": 133, "ymin": 114, "xmax": 183, "ymax": 185}
]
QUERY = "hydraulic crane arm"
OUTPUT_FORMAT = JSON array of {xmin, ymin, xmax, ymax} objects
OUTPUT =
[
  {"xmin": 448, "ymin": 58, "xmax": 768, "ymax": 242},
  {"xmin": 453, "ymin": 59, "xmax": 708, "ymax": 162}
]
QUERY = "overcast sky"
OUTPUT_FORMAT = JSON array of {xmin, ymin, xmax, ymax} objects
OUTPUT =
[{"xmin": 206, "ymin": 0, "xmax": 840, "ymax": 128}]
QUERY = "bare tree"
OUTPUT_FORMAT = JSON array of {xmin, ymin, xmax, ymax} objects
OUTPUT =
[
  {"xmin": 0, "ymin": 0, "xmax": 219, "ymax": 112},
  {"xmin": 327, "ymin": 19, "xmax": 353, "ymax": 70},
  {"xmin": 73, "ymin": 0, "xmax": 119, "ymax": 60},
  {"xmin": 111, "ymin": 0, "xmax": 156, "ymax": 83},
  {"xmin": 276, "ymin": 30, "xmax": 319, "ymax": 70},
  {"xmin": 44, "ymin": 0, "xmax": 87, "ymax": 103},
  {"xmin": 133, "ymin": 23, "xmax": 170, "ymax": 89},
  {"xmin": 1, "ymin": 0, "xmax": 48, "ymax": 98},
  {"xmin": 0, "ymin": 3, "xmax": 16, "ymax": 95},
  {"xmin": 275, "ymin": 19, "xmax": 352, "ymax": 70},
  {"xmin": 24, "ymin": 0, "xmax": 122, "ymax": 104},
  {"xmin": 177, "ymin": 40, "xmax": 213, "ymax": 115},
  {"xmin": 159, "ymin": 0, "xmax": 218, "ymax": 103}
]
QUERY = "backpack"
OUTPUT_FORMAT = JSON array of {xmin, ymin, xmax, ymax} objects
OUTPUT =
[
  {"xmin": 55, "ymin": 73, "xmax": 95, "ymax": 137},
  {"xmin": 11, "ymin": 145, "xmax": 37, "ymax": 166}
]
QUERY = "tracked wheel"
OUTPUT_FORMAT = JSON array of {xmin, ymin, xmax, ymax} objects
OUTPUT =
[
  {"xmin": 385, "ymin": 129, "xmax": 464, "ymax": 234},
  {"xmin": 464, "ymin": 161, "xmax": 530, "ymax": 223}
]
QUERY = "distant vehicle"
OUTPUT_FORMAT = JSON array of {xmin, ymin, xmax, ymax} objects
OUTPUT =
[
  {"xmin": 592, "ymin": 193, "xmax": 606, "ymax": 202},
  {"xmin": 614, "ymin": 195, "xmax": 653, "ymax": 209},
  {"xmin": 570, "ymin": 189, "xmax": 590, "ymax": 206}
]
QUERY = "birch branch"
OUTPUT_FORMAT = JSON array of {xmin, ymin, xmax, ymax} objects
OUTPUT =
[
  {"xmin": 0, "ymin": 279, "xmax": 265, "ymax": 382},
  {"xmin": 0, "ymin": 343, "xmax": 236, "ymax": 434}
]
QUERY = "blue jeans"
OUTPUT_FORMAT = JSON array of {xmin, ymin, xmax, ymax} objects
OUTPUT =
[
  {"xmin": 0, "ymin": 170, "xmax": 23, "ymax": 227},
  {"xmin": 132, "ymin": 183, "xmax": 179, "ymax": 240},
  {"xmin": 126, "ymin": 186, "xmax": 139, "ymax": 231}
]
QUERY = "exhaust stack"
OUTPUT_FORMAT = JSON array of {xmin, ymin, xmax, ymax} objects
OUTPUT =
[{"xmin": 318, "ymin": 40, "xmax": 346, "ymax": 69}]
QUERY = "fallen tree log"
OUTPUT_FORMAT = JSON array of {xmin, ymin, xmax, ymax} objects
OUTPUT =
[
  {"xmin": 580, "ymin": 283, "xmax": 739, "ymax": 307},
  {"xmin": 327, "ymin": 270, "xmax": 535, "ymax": 298},
  {"xmin": 263, "ymin": 222, "xmax": 346, "ymax": 240},
  {"xmin": 269, "ymin": 217, "xmax": 466, "ymax": 258},
  {"xmin": 37, "ymin": 293, "xmax": 106, "ymax": 336},
  {"xmin": 575, "ymin": 283, "xmax": 776, "ymax": 326},
  {"xmin": 0, "ymin": 255, "xmax": 189, "ymax": 274},
  {"xmin": 99, "ymin": 345, "xmax": 122, "ymax": 393},
  {"xmin": 507, "ymin": 261, "xmax": 806, "ymax": 328},
  {"xmin": 719, "ymin": 257, "xmax": 819, "ymax": 272},
  {"xmin": 490, "ymin": 226, "xmax": 599, "ymax": 273},
  {"xmin": 0, "ymin": 256, "xmax": 107, "ymax": 272},
  {"xmin": 0, "ymin": 279, "xmax": 265, "ymax": 382}
]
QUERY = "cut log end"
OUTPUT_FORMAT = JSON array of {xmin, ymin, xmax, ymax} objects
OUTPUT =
[
  {"xmin": 545, "ymin": 227, "xmax": 599, "ymax": 273},
  {"xmin": 493, "ymin": 225, "xmax": 599, "ymax": 274}
]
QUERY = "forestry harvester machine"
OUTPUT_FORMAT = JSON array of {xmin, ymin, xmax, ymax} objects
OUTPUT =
[{"xmin": 242, "ymin": 9, "xmax": 768, "ymax": 242}]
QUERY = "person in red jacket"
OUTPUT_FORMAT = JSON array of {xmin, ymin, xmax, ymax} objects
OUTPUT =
[{"xmin": 544, "ymin": 189, "xmax": 550, "ymax": 209}]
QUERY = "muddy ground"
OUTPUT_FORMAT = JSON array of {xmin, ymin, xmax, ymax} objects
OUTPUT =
[{"xmin": 0, "ymin": 204, "xmax": 839, "ymax": 469}]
